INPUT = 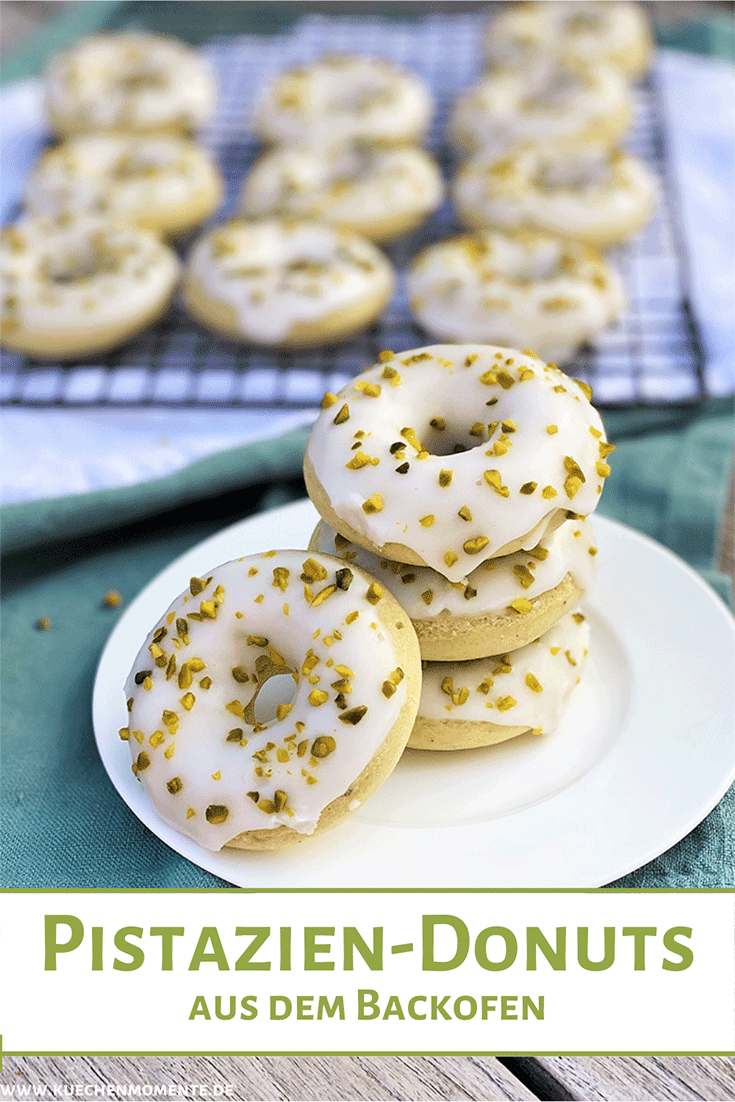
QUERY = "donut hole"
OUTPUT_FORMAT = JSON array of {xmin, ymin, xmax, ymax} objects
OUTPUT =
[
  {"xmin": 421, "ymin": 418, "xmax": 496, "ymax": 456},
  {"xmin": 118, "ymin": 68, "xmax": 169, "ymax": 95},
  {"xmin": 112, "ymin": 152, "xmax": 169, "ymax": 181},
  {"xmin": 41, "ymin": 245, "xmax": 120, "ymax": 284},
  {"xmin": 520, "ymin": 63, "xmax": 586, "ymax": 114},
  {"xmin": 249, "ymin": 670, "xmax": 298, "ymax": 726},
  {"xmin": 536, "ymin": 153, "xmax": 612, "ymax": 193}
]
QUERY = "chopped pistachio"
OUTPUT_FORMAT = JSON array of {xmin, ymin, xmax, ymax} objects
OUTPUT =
[
  {"xmin": 438, "ymin": 470, "xmax": 453, "ymax": 487},
  {"xmin": 362, "ymin": 493, "xmax": 383, "ymax": 514},
  {"xmin": 541, "ymin": 485, "xmax": 558, "ymax": 499},
  {"xmin": 510, "ymin": 598, "xmax": 533, "ymax": 613},
  {"xmin": 525, "ymin": 673, "xmax": 543, "ymax": 693},
  {"xmin": 167, "ymin": 777, "xmax": 183, "ymax": 794},
  {"xmin": 463, "ymin": 536, "xmax": 489, "ymax": 555},
  {"xmin": 321, "ymin": 391, "xmax": 337, "ymax": 408},
  {"xmin": 338, "ymin": 705, "xmax": 367, "ymax": 725},
  {"xmin": 444, "ymin": 550, "xmax": 458, "ymax": 567},
  {"xmin": 310, "ymin": 583, "xmax": 337, "ymax": 607},
  {"xmin": 136, "ymin": 751, "xmax": 151, "ymax": 771},
  {"xmin": 333, "ymin": 404, "xmax": 350, "ymax": 424},
  {"xmin": 308, "ymin": 689, "xmax": 328, "ymax": 706},
  {"xmin": 496, "ymin": 696, "xmax": 517, "ymax": 711},
  {"xmin": 312, "ymin": 735, "xmax": 336, "ymax": 757},
  {"xmin": 118, "ymin": 727, "xmax": 130, "ymax": 741},
  {"xmin": 276, "ymin": 703, "xmax": 293, "ymax": 721},
  {"xmin": 231, "ymin": 666, "xmax": 249, "ymax": 683},
  {"xmin": 335, "ymin": 567, "xmax": 353, "ymax": 590},
  {"xmin": 520, "ymin": 481, "xmax": 537, "ymax": 495},
  {"xmin": 366, "ymin": 583, "xmax": 382, "ymax": 604},
  {"xmin": 205, "ymin": 805, "xmax": 229, "ymax": 824},
  {"xmin": 189, "ymin": 576, "xmax": 206, "ymax": 596},
  {"xmin": 513, "ymin": 564, "xmax": 535, "ymax": 589}
]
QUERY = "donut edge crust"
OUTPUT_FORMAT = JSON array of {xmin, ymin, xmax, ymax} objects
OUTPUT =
[
  {"xmin": 408, "ymin": 716, "xmax": 532, "ymax": 751},
  {"xmin": 182, "ymin": 268, "xmax": 395, "ymax": 349},
  {"xmin": 306, "ymin": 520, "xmax": 585, "ymax": 661},
  {"xmin": 407, "ymin": 572, "xmax": 583, "ymax": 661},
  {"xmin": 223, "ymin": 570, "xmax": 422, "ymax": 850},
  {"xmin": 1, "ymin": 281, "xmax": 179, "ymax": 360}
]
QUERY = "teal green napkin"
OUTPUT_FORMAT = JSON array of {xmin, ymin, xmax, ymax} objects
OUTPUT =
[{"xmin": 2, "ymin": 402, "xmax": 733, "ymax": 889}]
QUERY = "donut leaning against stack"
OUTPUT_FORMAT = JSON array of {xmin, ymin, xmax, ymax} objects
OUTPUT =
[{"xmin": 304, "ymin": 344, "xmax": 612, "ymax": 751}]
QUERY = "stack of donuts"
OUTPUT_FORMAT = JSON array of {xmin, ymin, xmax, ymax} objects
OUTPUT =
[{"xmin": 123, "ymin": 343, "xmax": 611, "ymax": 852}]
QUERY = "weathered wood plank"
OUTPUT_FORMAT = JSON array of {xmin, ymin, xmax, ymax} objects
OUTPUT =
[
  {"xmin": 508, "ymin": 1056, "xmax": 735, "ymax": 1101},
  {"xmin": 2, "ymin": 1055, "xmax": 537, "ymax": 1100}
]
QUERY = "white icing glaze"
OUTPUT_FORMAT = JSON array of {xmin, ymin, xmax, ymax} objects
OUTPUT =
[
  {"xmin": 454, "ymin": 146, "xmax": 657, "ymax": 244},
  {"xmin": 45, "ymin": 34, "xmax": 217, "ymax": 134},
  {"xmin": 407, "ymin": 230, "xmax": 625, "ymax": 363},
  {"xmin": 26, "ymin": 134, "xmax": 221, "ymax": 226},
  {"xmin": 306, "ymin": 344, "xmax": 611, "ymax": 584},
  {"xmin": 418, "ymin": 610, "xmax": 590, "ymax": 732},
  {"xmin": 311, "ymin": 516, "xmax": 598, "ymax": 621},
  {"xmin": 239, "ymin": 143, "xmax": 444, "ymax": 233},
  {"xmin": 450, "ymin": 59, "xmax": 630, "ymax": 158},
  {"xmin": 485, "ymin": 2, "xmax": 651, "ymax": 80},
  {"xmin": 254, "ymin": 56, "xmax": 433, "ymax": 146},
  {"xmin": 184, "ymin": 219, "xmax": 394, "ymax": 343},
  {"xmin": 123, "ymin": 550, "xmax": 411, "ymax": 851},
  {"xmin": 1, "ymin": 214, "xmax": 180, "ymax": 336}
]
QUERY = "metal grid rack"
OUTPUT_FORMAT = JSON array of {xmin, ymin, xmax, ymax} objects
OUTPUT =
[{"xmin": 1, "ymin": 18, "xmax": 705, "ymax": 409}]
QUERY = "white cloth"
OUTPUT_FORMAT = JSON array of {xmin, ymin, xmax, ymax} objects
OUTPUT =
[{"xmin": 1, "ymin": 19, "xmax": 733, "ymax": 506}]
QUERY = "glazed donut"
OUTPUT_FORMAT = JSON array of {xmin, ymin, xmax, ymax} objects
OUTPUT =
[
  {"xmin": 183, "ymin": 219, "xmax": 394, "ymax": 348},
  {"xmin": 254, "ymin": 55, "xmax": 433, "ymax": 147},
  {"xmin": 1, "ymin": 214, "xmax": 180, "ymax": 360},
  {"xmin": 45, "ymin": 34, "xmax": 217, "ymax": 138},
  {"xmin": 239, "ymin": 142, "xmax": 444, "ymax": 244},
  {"xmin": 304, "ymin": 344, "xmax": 611, "ymax": 585},
  {"xmin": 450, "ymin": 59, "xmax": 631, "ymax": 159},
  {"xmin": 26, "ymin": 135, "xmax": 223, "ymax": 240},
  {"xmin": 121, "ymin": 550, "xmax": 421, "ymax": 850},
  {"xmin": 310, "ymin": 516, "xmax": 598, "ymax": 661},
  {"xmin": 409, "ymin": 609, "xmax": 590, "ymax": 751},
  {"xmin": 454, "ymin": 146, "xmax": 657, "ymax": 249},
  {"xmin": 485, "ymin": 3, "xmax": 652, "ymax": 82},
  {"xmin": 408, "ymin": 230, "xmax": 625, "ymax": 363}
]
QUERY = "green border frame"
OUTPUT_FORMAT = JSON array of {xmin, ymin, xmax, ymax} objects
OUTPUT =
[{"xmin": 1, "ymin": 888, "xmax": 733, "ymax": 1063}]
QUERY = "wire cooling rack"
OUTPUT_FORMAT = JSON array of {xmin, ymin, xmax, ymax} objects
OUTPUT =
[{"xmin": 1, "ymin": 14, "xmax": 705, "ymax": 408}]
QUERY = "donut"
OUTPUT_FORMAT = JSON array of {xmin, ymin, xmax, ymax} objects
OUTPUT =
[
  {"xmin": 44, "ymin": 34, "xmax": 217, "ymax": 138},
  {"xmin": 121, "ymin": 550, "xmax": 421, "ymax": 850},
  {"xmin": 304, "ymin": 344, "xmax": 611, "ymax": 585},
  {"xmin": 182, "ymin": 218, "xmax": 394, "ymax": 348},
  {"xmin": 239, "ymin": 142, "xmax": 444, "ymax": 244},
  {"xmin": 310, "ymin": 516, "xmax": 599, "ymax": 661},
  {"xmin": 485, "ymin": 3, "xmax": 652, "ymax": 82},
  {"xmin": 253, "ymin": 55, "xmax": 433, "ymax": 147},
  {"xmin": 409, "ymin": 609, "xmax": 590, "ymax": 750},
  {"xmin": 25, "ymin": 135, "xmax": 223, "ymax": 240},
  {"xmin": 454, "ymin": 146, "xmax": 657, "ymax": 249},
  {"xmin": 408, "ymin": 230, "xmax": 625, "ymax": 363},
  {"xmin": 1, "ymin": 214, "xmax": 180, "ymax": 360},
  {"xmin": 450, "ymin": 59, "xmax": 631, "ymax": 159}
]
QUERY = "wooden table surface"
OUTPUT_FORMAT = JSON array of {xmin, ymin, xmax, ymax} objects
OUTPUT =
[{"xmin": 2, "ymin": 1055, "xmax": 735, "ymax": 1100}]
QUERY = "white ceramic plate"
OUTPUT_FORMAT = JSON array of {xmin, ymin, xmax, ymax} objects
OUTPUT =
[{"xmin": 93, "ymin": 499, "xmax": 735, "ymax": 887}]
